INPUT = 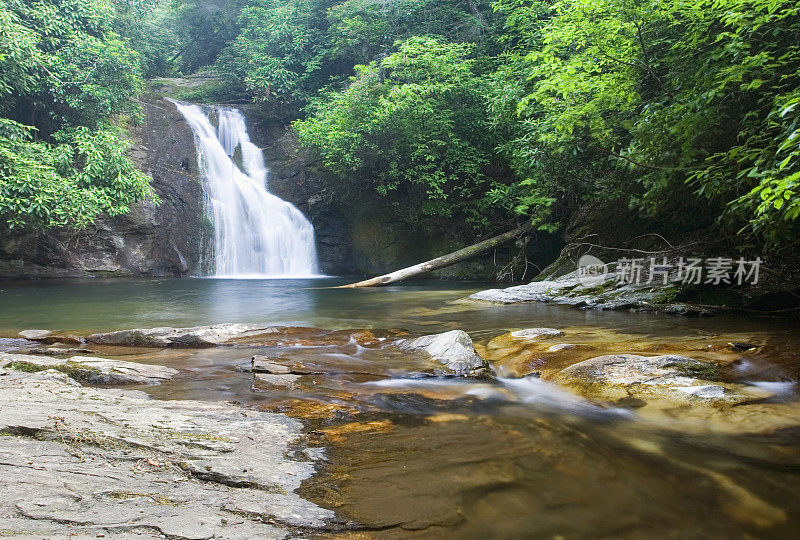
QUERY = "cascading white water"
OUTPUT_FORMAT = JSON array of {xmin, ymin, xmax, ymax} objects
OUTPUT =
[{"xmin": 171, "ymin": 100, "xmax": 320, "ymax": 278}]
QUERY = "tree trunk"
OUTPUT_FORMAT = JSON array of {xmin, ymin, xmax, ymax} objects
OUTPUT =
[
  {"xmin": 464, "ymin": 0, "xmax": 488, "ymax": 28},
  {"xmin": 337, "ymin": 223, "xmax": 534, "ymax": 288}
]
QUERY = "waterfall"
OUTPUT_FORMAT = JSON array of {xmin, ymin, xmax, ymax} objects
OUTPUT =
[{"xmin": 171, "ymin": 100, "xmax": 320, "ymax": 278}]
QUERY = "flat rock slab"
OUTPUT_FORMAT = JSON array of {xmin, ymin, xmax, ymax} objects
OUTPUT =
[
  {"xmin": 87, "ymin": 323, "xmax": 275, "ymax": 348},
  {"xmin": 16, "ymin": 330, "xmax": 83, "ymax": 345},
  {"xmin": 252, "ymin": 355, "xmax": 316, "ymax": 375},
  {"xmin": 0, "ymin": 352, "xmax": 178, "ymax": 385},
  {"xmin": 466, "ymin": 275, "xmax": 714, "ymax": 316},
  {"xmin": 467, "ymin": 281, "xmax": 577, "ymax": 304},
  {"xmin": 508, "ymin": 328, "xmax": 564, "ymax": 339},
  {"xmin": 26, "ymin": 346, "xmax": 95, "ymax": 356},
  {"xmin": 399, "ymin": 330, "xmax": 490, "ymax": 378},
  {"xmin": 18, "ymin": 329, "xmax": 51, "ymax": 340},
  {"xmin": 0, "ymin": 370, "xmax": 333, "ymax": 538}
]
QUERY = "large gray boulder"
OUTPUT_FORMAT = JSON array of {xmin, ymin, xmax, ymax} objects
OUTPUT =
[
  {"xmin": 0, "ymin": 352, "xmax": 178, "ymax": 385},
  {"xmin": 399, "ymin": 330, "xmax": 490, "ymax": 378},
  {"xmin": 0, "ymin": 369, "xmax": 333, "ymax": 538}
]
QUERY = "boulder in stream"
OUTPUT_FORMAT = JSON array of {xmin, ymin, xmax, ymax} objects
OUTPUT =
[
  {"xmin": 508, "ymin": 328, "xmax": 564, "ymax": 339},
  {"xmin": 466, "ymin": 272, "xmax": 715, "ymax": 316},
  {"xmin": 399, "ymin": 330, "xmax": 490, "ymax": 378},
  {"xmin": 467, "ymin": 281, "xmax": 577, "ymax": 304}
]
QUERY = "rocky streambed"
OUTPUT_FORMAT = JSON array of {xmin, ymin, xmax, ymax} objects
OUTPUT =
[
  {"xmin": 1, "ymin": 319, "xmax": 799, "ymax": 538},
  {"xmin": 0, "ymin": 353, "xmax": 332, "ymax": 538}
]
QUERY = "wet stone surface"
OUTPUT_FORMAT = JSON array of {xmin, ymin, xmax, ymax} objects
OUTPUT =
[
  {"xmin": 0, "ymin": 368, "xmax": 333, "ymax": 538},
  {"xmin": 2, "ymin": 313, "xmax": 800, "ymax": 539}
]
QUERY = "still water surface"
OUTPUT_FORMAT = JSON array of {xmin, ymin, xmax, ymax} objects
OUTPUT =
[{"xmin": 1, "ymin": 277, "xmax": 799, "ymax": 538}]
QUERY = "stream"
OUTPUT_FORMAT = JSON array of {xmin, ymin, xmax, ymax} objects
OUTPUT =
[{"xmin": 1, "ymin": 277, "xmax": 799, "ymax": 537}]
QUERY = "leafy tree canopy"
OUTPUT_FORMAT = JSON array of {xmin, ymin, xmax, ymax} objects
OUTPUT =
[
  {"xmin": 0, "ymin": 0, "xmax": 157, "ymax": 231},
  {"xmin": 295, "ymin": 36, "xmax": 498, "ymax": 223},
  {"xmin": 493, "ymin": 0, "xmax": 800, "ymax": 246}
]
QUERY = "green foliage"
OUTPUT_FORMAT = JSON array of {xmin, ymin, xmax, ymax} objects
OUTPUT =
[
  {"xmin": 114, "ymin": 0, "xmax": 180, "ymax": 78},
  {"xmin": 0, "ymin": 0, "xmax": 157, "ymax": 231},
  {"xmin": 5, "ymin": 0, "xmax": 797, "ymax": 252},
  {"xmin": 295, "ymin": 36, "xmax": 497, "ymax": 221},
  {"xmin": 216, "ymin": 0, "xmax": 497, "ymax": 105},
  {"xmin": 216, "ymin": 0, "xmax": 330, "ymax": 103},
  {"xmin": 171, "ymin": 0, "xmax": 245, "ymax": 74},
  {"xmin": 0, "ymin": 120, "xmax": 155, "ymax": 229},
  {"xmin": 493, "ymin": 0, "xmax": 800, "ymax": 246}
]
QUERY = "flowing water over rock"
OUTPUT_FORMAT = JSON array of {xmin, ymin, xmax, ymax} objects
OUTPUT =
[
  {"xmin": 171, "ymin": 100, "xmax": 319, "ymax": 277},
  {"xmin": 1, "ymin": 279, "xmax": 799, "ymax": 538}
]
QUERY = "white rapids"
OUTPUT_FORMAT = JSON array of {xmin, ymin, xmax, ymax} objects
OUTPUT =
[{"xmin": 171, "ymin": 100, "xmax": 320, "ymax": 278}]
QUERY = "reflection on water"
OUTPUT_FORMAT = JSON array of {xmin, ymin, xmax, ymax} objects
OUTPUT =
[{"xmin": 1, "ymin": 277, "xmax": 799, "ymax": 537}]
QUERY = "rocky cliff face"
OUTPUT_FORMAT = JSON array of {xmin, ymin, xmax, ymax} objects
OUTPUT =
[
  {"xmin": 243, "ymin": 109, "xmax": 551, "ymax": 279},
  {"xmin": 0, "ymin": 92, "xmax": 538, "ymax": 280},
  {"xmin": 0, "ymin": 97, "xmax": 208, "ymax": 278}
]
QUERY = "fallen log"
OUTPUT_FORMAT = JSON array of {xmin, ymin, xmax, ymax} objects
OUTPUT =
[{"xmin": 337, "ymin": 223, "xmax": 534, "ymax": 288}]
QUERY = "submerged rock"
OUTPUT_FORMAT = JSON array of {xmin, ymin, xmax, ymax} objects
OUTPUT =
[
  {"xmin": 485, "ymin": 328, "xmax": 565, "ymax": 357},
  {"xmin": 0, "ymin": 352, "xmax": 178, "ymax": 385},
  {"xmin": 547, "ymin": 343, "xmax": 577, "ymax": 352},
  {"xmin": 509, "ymin": 328, "xmax": 564, "ymax": 339},
  {"xmin": 0, "ymin": 369, "xmax": 333, "ymax": 537},
  {"xmin": 399, "ymin": 330, "xmax": 490, "ymax": 378},
  {"xmin": 252, "ymin": 373, "xmax": 305, "ymax": 392}
]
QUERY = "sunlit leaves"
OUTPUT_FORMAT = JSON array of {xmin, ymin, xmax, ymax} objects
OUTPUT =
[{"xmin": 0, "ymin": 0, "xmax": 157, "ymax": 231}]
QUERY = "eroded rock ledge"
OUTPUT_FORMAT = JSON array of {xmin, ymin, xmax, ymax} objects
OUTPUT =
[
  {"xmin": 0, "ymin": 352, "xmax": 178, "ymax": 385},
  {"xmin": 0, "ymin": 368, "xmax": 333, "ymax": 538},
  {"xmin": 466, "ymin": 273, "xmax": 714, "ymax": 316}
]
